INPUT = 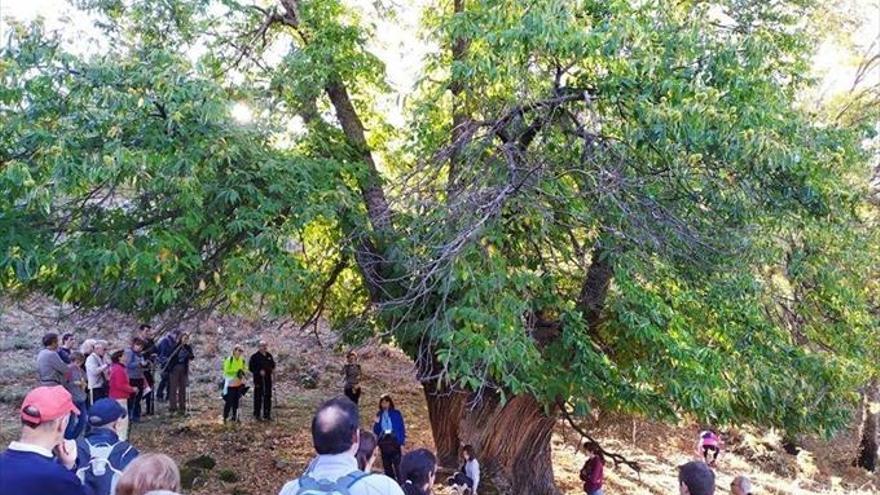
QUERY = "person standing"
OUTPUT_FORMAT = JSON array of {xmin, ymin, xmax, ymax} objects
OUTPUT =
[
  {"xmin": 277, "ymin": 397, "xmax": 404, "ymax": 495},
  {"xmin": 221, "ymin": 345, "xmax": 247, "ymax": 423},
  {"xmin": 58, "ymin": 333, "xmax": 76, "ymax": 364},
  {"xmin": 124, "ymin": 338, "xmax": 147, "ymax": 424},
  {"xmin": 579, "ymin": 442, "xmax": 604, "ymax": 495},
  {"xmin": 155, "ymin": 331, "xmax": 179, "ymax": 402},
  {"xmin": 730, "ymin": 475, "xmax": 753, "ymax": 495},
  {"xmin": 0, "ymin": 386, "xmax": 88, "ymax": 495},
  {"xmin": 248, "ymin": 340, "xmax": 275, "ymax": 421},
  {"xmin": 137, "ymin": 324, "xmax": 157, "ymax": 416},
  {"xmin": 679, "ymin": 461, "xmax": 715, "ymax": 495},
  {"xmin": 373, "ymin": 394, "xmax": 406, "ymax": 481},
  {"xmin": 399, "ymin": 449, "xmax": 438, "ymax": 495},
  {"xmin": 37, "ymin": 333, "xmax": 71, "ymax": 387},
  {"xmin": 166, "ymin": 333, "xmax": 194, "ymax": 416},
  {"xmin": 342, "ymin": 351, "xmax": 362, "ymax": 405},
  {"xmin": 109, "ymin": 350, "xmax": 137, "ymax": 441},
  {"xmin": 76, "ymin": 398, "xmax": 140, "ymax": 495},
  {"xmin": 86, "ymin": 342, "xmax": 111, "ymax": 405},
  {"xmin": 64, "ymin": 352, "xmax": 89, "ymax": 440}
]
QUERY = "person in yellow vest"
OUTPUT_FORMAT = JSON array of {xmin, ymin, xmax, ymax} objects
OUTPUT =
[{"xmin": 221, "ymin": 345, "xmax": 248, "ymax": 423}]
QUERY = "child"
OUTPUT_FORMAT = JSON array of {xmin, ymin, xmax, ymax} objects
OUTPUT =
[
  {"xmin": 342, "ymin": 351, "xmax": 362, "ymax": 404},
  {"xmin": 579, "ymin": 442, "xmax": 604, "ymax": 495},
  {"xmin": 697, "ymin": 429, "xmax": 722, "ymax": 467},
  {"xmin": 446, "ymin": 445, "xmax": 480, "ymax": 494}
]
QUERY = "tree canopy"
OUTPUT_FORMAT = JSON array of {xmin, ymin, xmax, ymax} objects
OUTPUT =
[{"xmin": 1, "ymin": 0, "xmax": 878, "ymax": 441}]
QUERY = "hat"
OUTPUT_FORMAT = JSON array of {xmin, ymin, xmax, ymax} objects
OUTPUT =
[
  {"xmin": 20, "ymin": 386, "xmax": 80, "ymax": 425},
  {"xmin": 88, "ymin": 398, "xmax": 127, "ymax": 427}
]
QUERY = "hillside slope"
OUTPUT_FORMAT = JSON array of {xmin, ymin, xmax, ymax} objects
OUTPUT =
[{"xmin": 0, "ymin": 298, "xmax": 876, "ymax": 494}]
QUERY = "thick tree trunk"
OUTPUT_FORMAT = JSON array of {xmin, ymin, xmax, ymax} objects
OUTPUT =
[
  {"xmin": 577, "ymin": 242, "xmax": 612, "ymax": 335},
  {"xmin": 855, "ymin": 378, "xmax": 879, "ymax": 471},
  {"xmin": 424, "ymin": 386, "xmax": 559, "ymax": 495}
]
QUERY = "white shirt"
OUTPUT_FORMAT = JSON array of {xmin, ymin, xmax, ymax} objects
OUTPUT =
[
  {"xmin": 8, "ymin": 441, "xmax": 54, "ymax": 458},
  {"xmin": 86, "ymin": 353, "xmax": 109, "ymax": 388},
  {"xmin": 278, "ymin": 453, "xmax": 403, "ymax": 495},
  {"xmin": 464, "ymin": 458, "xmax": 480, "ymax": 494}
]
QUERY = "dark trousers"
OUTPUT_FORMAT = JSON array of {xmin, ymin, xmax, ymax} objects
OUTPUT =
[
  {"xmin": 344, "ymin": 385, "xmax": 361, "ymax": 404},
  {"xmin": 88, "ymin": 385, "xmax": 108, "ymax": 407},
  {"xmin": 128, "ymin": 378, "xmax": 144, "ymax": 421},
  {"xmin": 168, "ymin": 366, "xmax": 188, "ymax": 413},
  {"xmin": 157, "ymin": 372, "xmax": 169, "ymax": 401},
  {"xmin": 253, "ymin": 377, "xmax": 272, "ymax": 419},
  {"xmin": 223, "ymin": 385, "xmax": 242, "ymax": 421},
  {"xmin": 144, "ymin": 371, "xmax": 155, "ymax": 414},
  {"xmin": 379, "ymin": 437, "xmax": 402, "ymax": 481}
]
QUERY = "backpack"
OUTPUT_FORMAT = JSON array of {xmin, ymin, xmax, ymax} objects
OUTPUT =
[
  {"xmin": 76, "ymin": 438, "xmax": 134, "ymax": 495},
  {"xmin": 295, "ymin": 470, "xmax": 370, "ymax": 495}
]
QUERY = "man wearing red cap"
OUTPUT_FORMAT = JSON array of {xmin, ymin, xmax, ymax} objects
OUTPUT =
[{"xmin": 0, "ymin": 385, "xmax": 91, "ymax": 495}]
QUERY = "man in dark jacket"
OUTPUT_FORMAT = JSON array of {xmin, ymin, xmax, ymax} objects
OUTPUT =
[
  {"xmin": 136, "ymin": 324, "xmax": 157, "ymax": 415},
  {"xmin": 154, "ymin": 331, "xmax": 178, "ymax": 402},
  {"xmin": 248, "ymin": 341, "xmax": 275, "ymax": 421}
]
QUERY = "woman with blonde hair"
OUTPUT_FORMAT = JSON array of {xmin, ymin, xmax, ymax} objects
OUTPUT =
[{"xmin": 116, "ymin": 453, "xmax": 181, "ymax": 495}]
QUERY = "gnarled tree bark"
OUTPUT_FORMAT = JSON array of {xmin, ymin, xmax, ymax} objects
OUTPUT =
[
  {"xmin": 855, "ymin": 378, "xmax": 879, "ymax": 472},
  {"xmin": 423, "ymin": 385, "xmax": 559, "ymax": 495}
]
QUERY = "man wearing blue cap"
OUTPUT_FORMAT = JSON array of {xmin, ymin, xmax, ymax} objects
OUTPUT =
[{"xmin": 76, "ymin": 398, "xmax": 140, "ymax": 495}]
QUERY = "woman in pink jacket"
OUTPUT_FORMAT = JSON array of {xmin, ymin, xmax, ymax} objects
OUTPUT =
[{"xmin": 109, "ymin": 349, "xmax": 137, "ymax": 440}]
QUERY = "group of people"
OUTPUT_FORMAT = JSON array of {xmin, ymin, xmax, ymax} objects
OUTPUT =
[
  {"xmin": 279, "ymin": 395, "xmax": 480, "ymax": 495},
  {"xmin": 577, "ymin": 429, "xmax": 754, "ymax": 495},
  {"xmin": 8, "ymin": 330, "xmax": 754, "ymax": 495},
  {"xmin": 34, "ymin": 325, "xmax": 196, "ymax": 442},
  {"xmin": 0, "ymin": 385, "xmax": 187, "ymax": 495}
]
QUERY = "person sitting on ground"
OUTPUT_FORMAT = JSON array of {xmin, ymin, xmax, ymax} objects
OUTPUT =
[
  {"xmin": 447, "ymin": 444, "xmax": 480, "ymax": 495},
  {"xmin": 578, "ymin": 441, "xmax": 604, "ymax": 495},
  {"xmin": 730, "ymin": 475, "xmax": 753, "ymax": 495},
  {"xmin": 59, "ymin": 333, "xmax": 77, "ymax": 364},
  {"xmin": 109, "ymin": 349, "xmax": 138, "ymax": 441},
  {"xmin": 64, "ymin": 352, "xmax": 89, "ymax": 440},
  {"xmin": 399, "ymin": 449, "xmax": 438, "ymax": 495},
  {"xmin": 222, "ymin": 344, "xmax": 248, "ymax": 423},
  {"xmin": 278, "ymin": 397, "xmax": 404, "ymax": 495},
  {"xmin": 356, "ymin": 429, "xmax": 379, "ymax": 471},
  {"xmin": 373, "ymin": 394, "xmax": 407, "ymax": 481},
  {"xmin": 697, "ymin": 429, "xmax": 722, "ymax": 467},
  {"xmin": 342, "ymin": 351, "xmax": 362, "ymax": 404},
  {"xmin": 116, "ymin": 453, "xmax": 181, "ymax": 495},
  {"xmin": 87, "ymin": 341, "xmax": 111, "ymax": 405},
  {"xmin": 679, "ymin": 461, "xmax": 715, "ymax": 495},
  {"xmin": 248, "ymin": 340, "xmax": 276, "ymax": 421},
  {"xmin": 0, "ymin": 385, "xmax": 88, "ymax": 495},
  {"xmin": 76, "ymin": 398, "xmax": 140, "ymax": 495},
  {"xmin": 37, "ymin": 332, "xmax": 72, "ymax": 387}
]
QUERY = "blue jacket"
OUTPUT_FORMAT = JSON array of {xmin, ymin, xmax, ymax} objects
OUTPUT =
[
  {"xmin": 76, "ymin": 428, "xmax": 139, "ymax": 471},
  {"xmin": 157, "ymin": 335, "xmax": 176, "ymax": 364},
  {"xmin": 0, "ymin": 446, "xmax": 91, "ymax": 495},
  {"xmin": 372, "ymin": 409, "xmax": 406, "ymax": 446}
]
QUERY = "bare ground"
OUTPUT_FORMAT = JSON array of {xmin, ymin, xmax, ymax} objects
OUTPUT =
[{"xmin": 0, "ymin": 297, "xmax": 876, "ymax": 494}]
